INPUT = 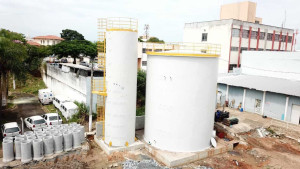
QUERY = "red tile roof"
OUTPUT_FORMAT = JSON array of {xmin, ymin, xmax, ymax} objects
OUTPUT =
[
  {"xmin": 33, "ymin": 35, "xmax": 64, "ymax": 40},
  {"xmin": 27, "ymin": 40, "xmax": 41, "ymax": 46}
]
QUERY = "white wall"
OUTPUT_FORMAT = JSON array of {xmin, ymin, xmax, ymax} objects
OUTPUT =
[
  {"xmin": 241, "ymin": 51, "xmax": 300, "ymax": 81},
  {"xmin": 183, "ymin": 23, "xmax": 231, "ymax": 74}
]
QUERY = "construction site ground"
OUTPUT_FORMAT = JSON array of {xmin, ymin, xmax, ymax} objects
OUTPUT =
[{"xmin": 1, "ymin": 94, "xmax": 300, "ymax": 168}]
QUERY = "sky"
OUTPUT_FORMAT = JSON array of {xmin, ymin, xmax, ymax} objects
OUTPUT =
[{"xmin": 0, "ymin": 0, "xmax": 299, "ymax": 49}]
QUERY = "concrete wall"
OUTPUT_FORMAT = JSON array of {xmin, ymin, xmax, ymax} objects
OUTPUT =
[
  {"xmin": 263, "ymin": 92, "xmax": 286, "ymax": 120},
  {"xmin": 228, "ymin": 86, "xmax": 244, "ymax": 108},
  {"xmin": 135, "ymin": 115, "xmax": 145, "ymax": 130},
  {"xmin": 242, "ymin": 51, "xmax": 300, "ymax": 81},
  {"xmin": 244, "ymin": 89, "xmax": 263, "ymax": 113},
  {"xmin": 220, "ymin": 1, "xmax": 258, "ymax": 23},
  {"xmin": 287, "ymin": 96, "xmax": 300, "ymax": 122},
  {"xmin": 43, "ymin": 64, "xmax": 100, "ymax": 112}
]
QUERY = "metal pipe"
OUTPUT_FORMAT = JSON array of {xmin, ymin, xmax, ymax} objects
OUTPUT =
[{"xmin": 89, "ymin": 64, "xmax": 94, "ymax": 132}]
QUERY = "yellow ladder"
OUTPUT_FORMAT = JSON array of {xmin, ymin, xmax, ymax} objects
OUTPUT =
[{"xmin": 92, "ymin": 18, "xmax": 108, "ymax": 140}]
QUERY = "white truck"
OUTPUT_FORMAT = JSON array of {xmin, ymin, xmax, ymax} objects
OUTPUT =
[
  {"xmin": 1, "ymin": 122, "xmax": 21, "ymax": 137},
  {"xmin": 24, "ymin": 116, "xmax": 47, "ymax": 130},
  {"xmin": 53, "ymin": 95, "xmax": 70, "ymax": 109},
  {"xmin": 60, "ymin": 102, "xmax": 78, "ymax": 120},
  {"xmin": 41, "ymin": 113, "xmax": 63, "ymax": 126},
  {"xmin": 38, "ymin": 89, "xmax": 53, "ymax": 105}
]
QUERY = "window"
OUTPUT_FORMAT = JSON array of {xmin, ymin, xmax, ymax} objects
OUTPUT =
[
  {"xmin": 44, "ymin": 95, "xmax": 47, "ymax": 97},
  {"xmin": 255, "ymin": 21, "xmax": 260, "ymax": 24},
  {"xmin": 49, "ymin": 116, "xmax": 58, "ymax": 121},
  {"xmin": 232, "ymin": 29, "xmax": 240, "ymax": 37},
  {"xmin": 267, "ymin": 33, "xmax": 273, "ymax": 41},
  {"xmin": 5, "ymin": 127, "xmax": 19, "ymax": 133},
  {"xmin": 251, "ymin": 31, "xmax": 257, "ymax": 39},
  {"xmin": 288, "ymin": 36, "xmax": 293, "ymax": 43},
  {"xmin": 275, "ymin": 34, "xmax": 279, "ymax": 41},
  {"xmin": 240, "ymin": 47, "xmax": 247, "ymax": 53},
  {"xmin": 229, "ymin": 64, "xmax": 237, "ymax": 70},
  {"xmin": 142, "ymin": 61, "xmax": 147, "ymax": 66},
  {"xmin": 259, "ymin": 32, "xmax": 265, "ymax": 40},
  {"xmin": 142, "ymin": 48, "xmax": 146, "ymax": 53},
  {"xmin": 34, "ymin": 119, "xmax": 46, "ymax": 124},
  {"xmin": 231, "ymin": 47, "xmax": 238, "ymax": 51},
  {"xmin": 242, "ymin": 30, "xmax": 249, "ymax": 38},
  {"xmin": 202, "ymin": 33, "xmax": 208, "ymax": 41},
  {"xmin": 280, "ymin": 35, "xmax": 285, "ymax": 42}
]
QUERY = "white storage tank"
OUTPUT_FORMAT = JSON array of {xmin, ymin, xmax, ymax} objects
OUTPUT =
[
  {"xmin": 144, "ymin": 43, "xmax": 220, "ymax": 152},
  {"xmin": 104, "ymin": 18, "xmax": 138, "ymax": 146}
]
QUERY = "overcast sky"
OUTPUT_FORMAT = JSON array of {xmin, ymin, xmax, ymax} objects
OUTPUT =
[{"xmin": 0, "ymin": 0, "xmax": 299, "ymax": 49}]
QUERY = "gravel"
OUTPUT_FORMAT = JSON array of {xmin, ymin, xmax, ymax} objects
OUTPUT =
[{"xmin": 123, "ymin": 159, "xmax": 167, "ymax": 169}]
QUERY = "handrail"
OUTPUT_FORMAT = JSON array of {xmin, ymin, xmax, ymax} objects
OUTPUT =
[
  {"xmin": 145, "ymin": 42, "xmax": 221, "ymax": 56},
  {"xmin": 98, "ymin": 17, "xmax": 138, "ymax": 32}
]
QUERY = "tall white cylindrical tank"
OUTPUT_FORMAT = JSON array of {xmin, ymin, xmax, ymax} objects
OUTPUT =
[
  {"xmin": 105, "ymin": 27, "xmax": 138, "ymax": 146},
  {"xmin": 144, "ymin": 52, "xmax": 219, "ymax": 152}
]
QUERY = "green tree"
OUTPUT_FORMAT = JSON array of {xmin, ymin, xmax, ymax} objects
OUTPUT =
[
  {"xmin": 51, "ymin": 40, "xmax": 97, "ymax": 64},
  {"xmin": 138, "ymin": 37, "xmax": 144, "ymax": 42},
  {"xmin": 137, "ymin": 70, "xmax": 146, "ymax": 106},
  {"xmin": 26, "ymin": 45, "xmax": 51, "ymax": 73},
  {"xmin": 60, "ymin": 29, "xmax": 85, "ymax": 41},
  {"xmin": 147, "ymin": 37, "xmax": 164, "ymax": 43},
  {"xmin": 0, "ymin": 29, "xmax": 28, "ymax": 108}
]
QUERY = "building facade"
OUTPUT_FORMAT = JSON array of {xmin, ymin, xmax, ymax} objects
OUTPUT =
[
  {"xmin": 33, "ymin": 35, "xmax": 64, "ymax": 46},
  {"xmin": 220, "ymin": 1, "xmax": 262, "ymax": 24},
  {"xmin": 217, "ymin": 51, "xmax": 300, "ymax": 125},
  {"xmin": 184, "ymin": 19, "xmax": 296, "ymax": 73}
]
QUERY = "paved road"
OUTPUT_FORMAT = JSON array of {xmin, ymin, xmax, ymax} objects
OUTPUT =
[{"xmin": 1, "ymin": 93, "xmax": 45, "ymax": 134}]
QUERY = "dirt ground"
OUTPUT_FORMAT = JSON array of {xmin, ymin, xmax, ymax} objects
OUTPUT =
[{"xmin": 2, "ymin": 94, "xmax": 300, "ymax": 168}]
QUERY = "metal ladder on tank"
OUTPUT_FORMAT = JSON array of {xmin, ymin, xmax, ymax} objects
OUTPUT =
[{"xmin": 92, "ymin": 18, "xmax": 107, "ymax": 141}]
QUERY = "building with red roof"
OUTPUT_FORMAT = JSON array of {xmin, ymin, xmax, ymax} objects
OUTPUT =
[{"xmin": 32, "ymin": 35, "xmax": 64, "ymax": 46}]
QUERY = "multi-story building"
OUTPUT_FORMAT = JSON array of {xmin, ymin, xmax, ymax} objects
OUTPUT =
[
  {"xmin": 184, "ymin": 19, "xmax": 296, "ymax": 73},
  {"xmin": 33, "ymin": 35, "xmax": 64, "ymax": 46},
  {"xmin": 184, "ymin": 1, "xmax": 296, "ymax": 73}
]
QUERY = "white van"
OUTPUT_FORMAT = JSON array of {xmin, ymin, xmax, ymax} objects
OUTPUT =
[
  {"xmin": 60, "ymin": 102, "xmax": 78, "ymax": 119},
  {"xmin": 38, "ymin": 89, "xmax": 53, "ymax": 105},
  {"xmin": 53, "ymin": 95, "xmax": 70, "ymax": 109}
]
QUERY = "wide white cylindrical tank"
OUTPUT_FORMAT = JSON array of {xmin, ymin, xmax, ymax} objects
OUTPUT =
[
  {"xmin": 105, "ymin": 29, "xmax": 138, "ymax": 146},
  {"xmin": 144, "ymin": 53, "xmax": 218, "ymax": 152}
]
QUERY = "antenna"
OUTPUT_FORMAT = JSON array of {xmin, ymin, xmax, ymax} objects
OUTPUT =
[
  {"xmin": 144, "ymin": 24, "xmax": 149, "ymax": 39},
  {"xmin": 282, "ymin": 10, "xmax": 286, "ymax": 28}
]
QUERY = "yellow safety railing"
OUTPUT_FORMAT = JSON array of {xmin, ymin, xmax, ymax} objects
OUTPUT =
[
  {"xmin": 145, "ymin": 42, "xmax": 221, "ymax": 57},
  {"xmin": 98, "ymin": 17, "xmax": 138, "ymax": 32}
]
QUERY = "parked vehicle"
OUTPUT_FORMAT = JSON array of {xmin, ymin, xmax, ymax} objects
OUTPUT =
[
  {"xmin": 1, "ymin": 122, "xmax": 21, "ymax": 137},
  {"xmin": 80, "ymin": 61, "xmax": 89, "ymax": 67},
  {"xmin": 41, "ymin": 113, "xmax": 63, "ymax": 126},
  {"xmin": 60, "ymin": 102, "xmax": 78, "ymax": 119},
  {"xmin": 38, "ymin": 89, "xmax": 53, "ymax": 105},
  {"xmin": 61, "ymin": 58, "xmax": 68, "ymax": 63},
  {"xmin": 53, "ymin": 95, "xmax": 70, "ymax": 110},
  {"xmin": 24, "ymin": 116, "xmax": 47, "ymax": 130}
]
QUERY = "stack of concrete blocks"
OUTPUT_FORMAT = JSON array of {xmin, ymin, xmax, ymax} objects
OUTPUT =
[{"xmin": 1, "ymin": 122, "xmax": 86, "ymax": 163}]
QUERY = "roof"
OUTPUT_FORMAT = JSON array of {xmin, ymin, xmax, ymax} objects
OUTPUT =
[
  {"xmin": 4, "ymin": 122, "xmax": 19, "ymax": 128},
  {"xmin": 30, "ymin": 116, "xmax": 44, "ymax": 120},
  {"xmin": 39, "ymin": 89, "xmax": 52, "ymax": 93},
  {"xmin": 185, "ymin": 19, "xmax": 294, "ymax": 31},
  {"xmin": 60, "ymin": 63, "xmax": 91, "ymax": 71},
  {"xmin": 27, "ymin": 40, "xmax": 41, "ymax": 46},
  {"xmin": 62, "ymin": 102, "xmax": 78, "ymax": 110},
  {"xmin": 218, "ymin": 74, "xmax": 300, "ymax": 97},
  {"xmin": 54, "ymin": 95, "xmax": 69, "ymax": 102},
  {"xmin": 45, "ymin": 113, "xmax": 59, "ymax": 117},
  {"xmin": 33, "ymin": 35, "xmax": 64, "ymax": 40}
]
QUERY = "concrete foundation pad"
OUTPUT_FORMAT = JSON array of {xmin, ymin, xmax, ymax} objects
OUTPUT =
[
  {"xmin": 144, "ymin": 140, "xmax": 236, "ymax": 167},
  {"xmin": 94, "ymin": 135, "xmax": 145, "ymax": 155}
]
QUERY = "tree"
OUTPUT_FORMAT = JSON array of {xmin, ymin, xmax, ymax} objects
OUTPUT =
[
  {"xmin": 137, "ymin": 70, "xmax": 146, "ymax": 106},
  {"xmin": 138, "ymin": 37, "xmax": 144, "ymax": 42},
  {"xmin": 51, "ymin": 40, "xmax": 97, "ymax": 64},
  {"xmin": 25, "ymin": 45, "xmax": 51, "ymax": 74},
  {"xmin": 147, "ymin": 37, "xmax": 164, "ymax": 43},
  {"xmin": 60, "ymin": 29, "xmax": 85, "ymax": 41},
  {"xmin": 0, "ymin": 29, "xmax": 28, "ymax": 108}
]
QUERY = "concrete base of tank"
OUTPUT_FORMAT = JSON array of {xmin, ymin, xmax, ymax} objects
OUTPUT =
[
  {"xmin": 144, "ymin": 139, "xmax": 236, "ymax": 167},
  {"xmin": 94, "ymin": 135, "xmax": 145, "ymax": 155}
]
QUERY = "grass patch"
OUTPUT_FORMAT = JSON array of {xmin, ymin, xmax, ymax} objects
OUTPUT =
[
  {"xmin": 7, "ymin": 103, "xmax": 16, "ymax": 109},
  {"xmin": 43, "ymin": 104, "xmax": 56, "ymax": 113},
  {"xmin": 266, "ymin": 127, "xmax": 276, "ymax": 135},
  {"xmin": 136, "ymin": 106, "xmax": 145, "ymax": 116},
  {"xmin": 57, "ymin": 110, "xmax": 67, "ymax": 124},
  {"xmin": 13, "ymin": 73, "xmax": 46, "ymax": 95}
]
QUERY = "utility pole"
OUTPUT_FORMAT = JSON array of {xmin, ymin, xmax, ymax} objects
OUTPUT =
[
  {"xmin": 89, "ymin": 62, "xmax": 94, "ymax": 132},
  {"xmin": 144, "ymin": 24, "xmax": 149, "ymax": 40}
]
